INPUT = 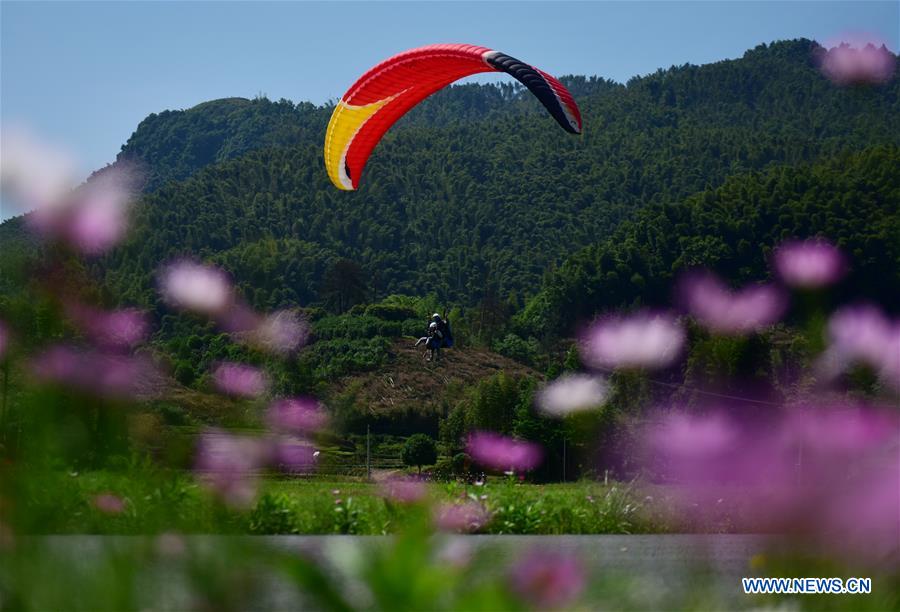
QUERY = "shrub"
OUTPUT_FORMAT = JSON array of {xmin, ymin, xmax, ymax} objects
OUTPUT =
[
  {"xmin": 451, "ymin": 452, "xmax": 472, "ymax": 477},
  {"xmin": 248, "ymin": 493, "xmax": 299, "ymax": 534},
  {"xmin": 493, "ymin": 333, "xmax": 540, "ymax": 365},
  {"xmin": 365, "ymin": 303, "xmax": 418, "ymax": 321}
]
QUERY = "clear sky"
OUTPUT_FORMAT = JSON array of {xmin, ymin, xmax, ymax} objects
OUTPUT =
[{"xmin": 2, "ymin": 1, "xmax": 898, "ymax": 184}]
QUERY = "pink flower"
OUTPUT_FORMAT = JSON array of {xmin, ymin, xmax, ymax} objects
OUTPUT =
[
  {"xmin": 467, "ymin": 432, "xmax": 543, "ymax": 473},
  {"xmin": 641, "ymin": 402, "xmax": 900, "ymax": 561},
  {"xmin": 247, "ymin": 310, "xmax": 309, "ymax": 355},
  {"xmin": 28, "ymin": 165, "xmax": 137, "ymax": 255},
  {"xmin": 774, "ymin": 239, "xmax": 846, "ymax": 289},
  {"xmin": 66, "ymin": 303, "xmax": 148, "ymax": 349},
  {"xmin": 817, "ymin": 41, "xmax": 895, "ymax": 85},
  {"xmin": 92, "ymin": 493, "xmax": 125, "ymax": 515},
  {"xmin": 509, "ymin": 550, "xmax": 586, "ymax": 609},
  {"xmin": 30, "ymin": 345, "xmax": 160, "ymax": 398},
  {"xmin": 821, "ymin": 462, "xmax": 900, "ymax": 562},
  {"xmin": 434, "ymin": 501, "xmax": 491, "ymax": 532},
  {"xmin": 580, "ymin": 311, "xmax": 685, "ymax": 369},
  {"xmin": 212, "ymin": 362, "xmax": 268, "ymax": 398},
  {"xmin": 266, "ymin": 397, "xmax": 328, "ymax": 434},
  {"xmin": 159, "ymin": 261, "xmax": 233, "ymax": 317},
  {"xmin": 823, "ymin": 304, "xmax": 900, "ymax": 389},
  {"xmin": 271, "ymin": 437, "xmax": 316, "ymax": 474},
  {"xmin": 378, "ymin": 476, "xmax": 427, "ymax": 504},
  {"xmin": 678, "ymin": 272, "xmax": 787, "ymax": 334},
  {"xmin": 194, "ymin": 429, "xmax": 268, "ymax": 508},
  {"xmin": 537, "ymin": 374, "xmax": 608, "ymax": 417}
]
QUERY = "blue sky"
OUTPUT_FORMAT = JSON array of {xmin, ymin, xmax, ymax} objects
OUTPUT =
[{"xmin": 2, "ymin": 1, "xmax": 898, "ymax": 183}]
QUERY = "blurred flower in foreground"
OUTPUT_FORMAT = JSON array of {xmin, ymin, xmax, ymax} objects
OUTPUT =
[
  {"xmin": 271, "ymin": 437, "xmax": 317, "ymax": 474},
  {"xmin": 0, "ymin": 123, "xmax": 76, "ymax": 214},
  {"xmin": 536, "ymin": 373, "xmax": 608, "ymax": 417},
  {"xmin": 30, "ymin": 346, "xmax": 159, "ymax": 398},
  {"xmin": 509, "ymin": 550, "xmax": 586, "ymax": 609},
  {"xmin": 643, "ymin": 403, "xmax": 899, "ymax": 562},
  {"xmin": 773, "ymin": 239, "xmax": 846, "ymax": 289},
  {"xmin": 678, "ymin": 272, "xmax": 787, "ymax": 334},
  {"xmin": 65, "ymin": 303, "xmax": 148, "ymax": 349},
  {"xmin": 580, "ymin": 311, "xmax": 684, "ymax": 369},
  {"xmin": 378, "ymin": 476, "xmax": 427, "ymax": 504},
  {"xmin": 467, "ymin": 431, "xmax": 542, "ymax": 473},
  {"xmin": 92, "ymin": 493, "xmax": 125, "ymax": 515},
  {"xmin": 817, "ymin": 41, "xmax": 895, "ymax": 85},
  {"xmin": 212, "ymin": 362, "xmax": 269, "ymax": 398},
  {"xmin": 27, "ymin": 166, "xmax": 138, "ymax": 255},
  {"xmin": 194, "ymin": 429, "xmax": 268, "ymax": 508},
  {"xmin": 242, "ymin": 310, "xmax": 309, "ymax": 356},
  {"xmin": 159, "ymin": 261, "xmax": 234, "ymax": 317},
  {"xmin": 266, "ymin": 397, "xmax": 328, "ymax": 434},
  {"xmin": 822, "ymin": 304, "xmax": 900, "ymax": 390},
  {"xmin": 434, "ymin": 501, "xmax": 491, "ymax": 532}
]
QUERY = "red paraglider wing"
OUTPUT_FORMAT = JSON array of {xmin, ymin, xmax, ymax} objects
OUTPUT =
[{"xmin": 324, "ymin": 44, "xmax": 582, "ymax": 190}]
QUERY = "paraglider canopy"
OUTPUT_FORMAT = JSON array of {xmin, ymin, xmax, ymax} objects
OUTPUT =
[{"xmin": 324, "ymin": 43, "xmax": 583, "ymax": 190}]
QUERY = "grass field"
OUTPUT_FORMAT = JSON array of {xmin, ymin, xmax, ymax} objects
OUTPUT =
[{"xmin": 12, "ymin": 468, "xmax": 683, "ymax": 535}]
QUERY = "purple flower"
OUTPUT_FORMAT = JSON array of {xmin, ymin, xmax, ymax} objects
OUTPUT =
[
  {"xmin": 92, "ymin": 493, "xmax": 125, "ymax": 515},
  {"xmin": 642, "ymin": 402, "xmax": 899, "ymax": 561},
  {"xmin": 30, "ymin": 345, "xmax": 159, "ymax": 398},
  {"xmin": 580, "ymin": 311, "xmax": 685, "ymax": 369},
  {"xmin": 467, "ymin": 431, "xmax": 543, "ymax": 473},
  {"xmin": 245, "ymin": 310, "xmax": 309, "ymax": 356},
  {"xmin": 28, "ymin": 166, "xmax": 136, "ymax": 255},
  {"xmin": 774, "ymin": 239, "xmax": 846, "ymax": 289},
  {"xmin": 823, "ymin": 304, "xmax": 900, "ymax": 389},
  {"xmin": 434, "ymin": 501, "xmax": 491, "ymax": 532},
  {"xmin": 159, "ymin": 261, "xmax": 233, "ymax": 317},
  {"xmin": 194, "ymin": 428, "xmax": 268, "ymax": 508},
  {"xmin": 266, "ymin": 397, "xmax": 328, "ymax": 434},
  {"xmin": 822, "ymin": 462, "xmax": 900, "ymax": 562},
  {"xmin": 678, "ymin": 272, "xmax": 787, "ymax": 334},
  {"xmin": 817, "ymin": 41, "xmax": 895, "ymax": 85},
  {"xmin": 212, "ymin": 362, "xmax": 268, "ymax": 398},
  {"xmin": 271, "ymin": 437, "xmax": 316, "ymax": 474},
  {"xmin": 509, "ymin": 550, "xmax": 586, "ymax": 609},
  {"xmin": 66, "ymin": 303, "xmax": 148, "ymax": 349},
  {"xmin": 536, "ymin": 374, "xmax": 609, "ymax": 417},
  {"xmin": 378, "ymin": 476, "xmax": 427, "ymax": 504}
]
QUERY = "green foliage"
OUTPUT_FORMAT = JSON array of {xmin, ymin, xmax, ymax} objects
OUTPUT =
[
  {"xmin": 519, "ymin": 145, "xmax": 900, "ymax": 337},
  {"xmin": 401, "ymin": 433, "xmax": 438, "ymax": 473},
  {"xmin": 492, "ymin": 333, "xmax": 540, "ymax": 365},
  {"xmin": 84, "ymin": 40, "xmax": 898, "ymax": 315},
  {"xmin": 248, "ymin": 493, "xmax": 300, "ymax": 534}
]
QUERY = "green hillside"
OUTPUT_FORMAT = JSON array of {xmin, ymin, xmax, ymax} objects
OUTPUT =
[{"xmin": 93, "ymin": 39, "xmax": 898, "ymax": 313}]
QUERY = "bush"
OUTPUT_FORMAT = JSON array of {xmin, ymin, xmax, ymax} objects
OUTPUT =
[
  {"xmin": 365, "ymin": 303, "xmax": 418, "ymax": 321},
  {"xmin": 402, "ymin": 434, "xmax": 437, "ymax": 474},
  {"xmin": 493, "ymin": 333, "xmax": 539, "ymax": 365},
  {"xmin": 248, "ymin": 493, "xmax": 300, "ymax": 534},
  {"xmin": 451, "ymin": 452, "xmax": 472, "ymax": 477}
]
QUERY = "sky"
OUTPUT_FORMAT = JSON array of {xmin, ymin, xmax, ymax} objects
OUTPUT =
[{"xmin": 1, "ymin": 0, "xmax": 898, "ymax": 201}]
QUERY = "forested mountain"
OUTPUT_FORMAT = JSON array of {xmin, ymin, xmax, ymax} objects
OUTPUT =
[
  {"xmin": 515, "ymin": 145, "xmax": 900, "ymax": 338},
  {"xmin": 91, "ymin": 39, "xmax": 898, "ymax": 317}
]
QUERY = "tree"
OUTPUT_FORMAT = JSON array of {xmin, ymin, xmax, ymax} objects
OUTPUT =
[
  {"xmin": 402, "ymin": 433, "xmax": 438, "ymax": 474},
  {"xmin": 321, "ymin": 259, "xmax": 367, "ymax": 313}
]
